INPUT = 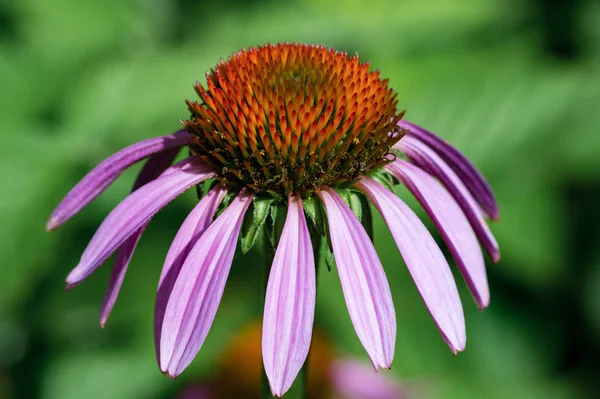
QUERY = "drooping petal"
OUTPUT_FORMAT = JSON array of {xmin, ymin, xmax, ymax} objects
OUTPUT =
[
  {"xmin": 98, "ymin": 231, "xmax": 141, "ymax": 326},
  {"xmin": 356, "ymin": 177, "xmax": 466, "ymax": 353},
  {"xmin": 154, "ymin": 184, "xmax": 227, "ymax": 361},
  {"xmin": 262, "ymin": 195, "xmax": 315, "ymax": 397},
  {"xmin": 318, "ymin": 187, "xmax": 396, "ymax": 369},
  {"xmin": 386, "ymin": 160, "xmax": 489, "ymax": 309},
  {"xmin": 160, "ymin": 189, "xmax": 254, "ymax": 377},
  {"xmin": 131, "ymin": 147, "xmax": 183, "ymax": 190},
  {"xmin": 46, "ymin": 130, "xmax": 192, "ymax": 231},
  {"xmin": 331, "ymin": 359, "xmax": 408, "ymax": 399},
  {"xmin": 398, "ymin": 120, "xmax": 499, "ymax": 220},
  {"xmin": 66, "ymin": 157, "xmax": 214, "ymax": 287},
  {"xmin": 397, "ymin": 135, "xmax": 500, "ymax": 262},
  {"xmin": 99, "ymin": 147, "xmax": 181, "ymax": 327}
]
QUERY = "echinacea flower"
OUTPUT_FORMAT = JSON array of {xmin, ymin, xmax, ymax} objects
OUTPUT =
[{"xmin": 47, "ymin": 43, "xmax": 499, "ymax": 397}]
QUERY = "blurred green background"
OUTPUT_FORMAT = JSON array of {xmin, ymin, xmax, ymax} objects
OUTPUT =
[{"xmin": 1, "ymin": 0, "xmax": 600, "ymax": 398}]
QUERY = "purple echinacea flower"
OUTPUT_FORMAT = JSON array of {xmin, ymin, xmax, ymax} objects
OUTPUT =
[{"xmin": 48, "ymin": 43, "xmax": 499, "ymax": 397}]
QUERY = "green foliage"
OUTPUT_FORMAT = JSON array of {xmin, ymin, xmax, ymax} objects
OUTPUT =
[{"xmin": 240, "ymin": 196, "xmax": 274, "ymax": 254}]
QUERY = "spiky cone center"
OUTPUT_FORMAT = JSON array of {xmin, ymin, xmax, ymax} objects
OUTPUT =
[{"xmin": 185, "ymin": 43, "xmax": 405, "ymax": 197}]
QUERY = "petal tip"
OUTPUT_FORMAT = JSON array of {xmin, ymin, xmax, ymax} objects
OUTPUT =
[
  {"xmin": 492, "ymin": 251, "xmax": 501, "ymax": 263},
  {"xmin": 455, "ymin": 339, "xmax": 467, "ymax": 354},
  {"xmin": 452, "ymin": 346, "xmax": 465, "ymax": 356},
  {"xmin": 478, "ymin": 292, "xmax": 491, "ymax": 310},
  {"xmin": 46, "ymin": 217, "xmax": 60, "ymax": 231},
  {"xmin": 64, "ymin": 282, "xmax": 77, "ymax": 291},
  {"xmin": 65, "ymin": 270, "xmax": 81, "ymax": 287}
]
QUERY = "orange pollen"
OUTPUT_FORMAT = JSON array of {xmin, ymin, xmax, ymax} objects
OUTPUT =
[{"xmin": 184, "ymin": 43, "xmax": 405, "ymax": 197}]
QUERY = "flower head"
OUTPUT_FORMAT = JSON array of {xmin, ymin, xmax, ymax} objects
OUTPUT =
[
  {"xmin": 47, "ymin": 43, "xmax": 499, "ymax": 398},
  {"xmin": 185, "ymin": 44, "xmax": 404, "ymax": 196}
]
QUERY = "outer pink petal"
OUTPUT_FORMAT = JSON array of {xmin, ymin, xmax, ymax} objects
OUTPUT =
[
  {"xmin": 356, "ymin": 177, "xmax": 466, "ymax": 353},
  {"xmin": 154, "ymin": 184, "xmax": 227, "ymax": 361},
  {"xmin": 386, "ymin": 160, "xmax": 490, "ymax": 309},
  {"xmin": 331, "ymin": 359, "xmax": 408, "ymax": 399},
  {"xmin": 65, "ymin": 157, "xmax": 214, "ymax": 287},
  {"xmin": 319, "ymin": 187, "xmax": 396, "ymax": 369},
  {"xmin": 262, "ymin": 195, "xmax": 316, "ymax": 397},
  {"xmin": 398, "ymin": 120, "xmax": 499, "ymax": 220},
  {"xmin": 99, "ymin": 147, "xmax": 181, "ymax": 327},
  {"xmin": 46, "ymin": 130, "xmax": 191, "ymax": 230},
  {"xmin": 160, "ymin": 189, "xmax": 254, "ymax": 377},
  {"xmin": 397, "ymin": 135, "xmax": 500, "ymax": 262}
]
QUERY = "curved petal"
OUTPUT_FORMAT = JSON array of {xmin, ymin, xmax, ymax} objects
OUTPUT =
[
  {"xmin": 99, "ymin": 147, "xmax": 183, "ymax": 327},
  {"xmin": 331, "ymin": 359, "xmax": 408, "ymax": 399},
  {"xmin": 47, "ymin": 130, "xmax": 192, "ymax": 230},
  {"xmin": 397, "ymin": 135, "xmax": 500, "ymax": 262},
  {"xmin": 318, "ymin": 187, "xmax": 396, "ymax": 369},
  {"xmin": 160, "ymin": 189, "xmax": 254, "ymax": 377},
  {"xmin": 154, "ymin": 184, "xmax": 227, "ymax": 361},
  {"xmin": 398, "ymin": 120, "xmax": 499, "ymax": 220},
  {"xmin": 386, "ymin": 160, "xmax": 489, "ymax": 309},
  {"xmin": 262, "ymin": 195, "xmax": 316, "ymax": 397},
  {"xmin": 66, "ymin": 157, "xmax": 214, "ymax": 287},
  {"xmin": 356, "ymin": 177, "xmax": 465, "ymax": 353}
]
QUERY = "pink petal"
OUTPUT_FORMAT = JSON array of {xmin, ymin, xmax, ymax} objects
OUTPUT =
[
  {"xmin": 154, "ymin": 184, "xmax": 227, "ymax": 362},
  {"xmin": 386, "ymin": 160, "xmax": 489, "ymax": 309},
  {"xmin": 46, "ymin": 130, "xmax": 192, "ymax": 231},
  {"xmin": 65, "ymin": 157, "xmax": 214, "ymax": 287},
  {"xmin": 331, "ymin": 359, "xmax": 408, "ymax": 399},
  {"xmin": 397, "ymin": 135, "xmax": 500, "ymax": 262},
  {"xmin": 356, "ymin": 177, "xmax": 466, "ymax": 353},
  {"xmin": 318, "ymin": 187, "xmax": 396, "ymax": 369},
  {"xmin": 99, "ymin": 147, "xmax": 182, "ymax": 327},
  {"xmin": 262, "ymin": 195, "xmax": 316, "ymax": 397},
  {"xmin": 160, "ymin": 189, "xmax": 254, "ymax": 377},
  {"xmin": 398, "ymin": 120, "xmax": 499, "ymax": 220}
]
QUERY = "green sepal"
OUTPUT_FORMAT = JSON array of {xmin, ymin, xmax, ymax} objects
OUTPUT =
[
  {"xmin": 241, "ymin": 196, "xmax": 274, "ymax": 254},
  {"xmin": 266, "ymin": 202, "xmax": 287, "ymax": 249},
  {"xmin": 359, "ymin": 193, "xmax": 374, "ymax": 242},
  {"xmin": 302, "ymin": 196, "xmax": 326, "ymax": 236},
  {"xmin": 338, "ymin": 188, "xmax": 363, "ymax": 221},
  {"xmin": 215, "ymin": 189, "xmax": 238, "ymax": 218},
  {"xmin": 340, "ymin": 188, "xmax": 375, "ymax": 242},
  {"xmin": 302, "ymin": 195, "xmax": 334, "ymax": 271},
  {"xmin": 196, "ymin": 179, "xmax": 217, "ymax": 200},
  {"xmin": 369, "ymin": 168, "xmax": 396, "ymax": 192},
  {"xmin": 320, "ymin": 198, "xmax": 336, "ymax": 272},
  {"xmin": 323, "ymin": 243, "xmax": 335, "ymax": 272}
]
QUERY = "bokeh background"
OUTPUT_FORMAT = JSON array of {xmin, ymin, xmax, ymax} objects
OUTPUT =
[{"xmin": 2, "ymin": 0, "xmax": 600, "ymax": 398}]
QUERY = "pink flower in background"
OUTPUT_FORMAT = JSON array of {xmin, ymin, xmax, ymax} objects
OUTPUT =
[
  {"xmin": 47, "ymin": 43, "xmax": 499, "ymax": 397},
  {"xmin": 176, "ymin": 360, "xmax": 409, "ymax": 399},
  {"xmin": 175, "ymin": 322, "xmax": 412, "ymax": 399}
]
